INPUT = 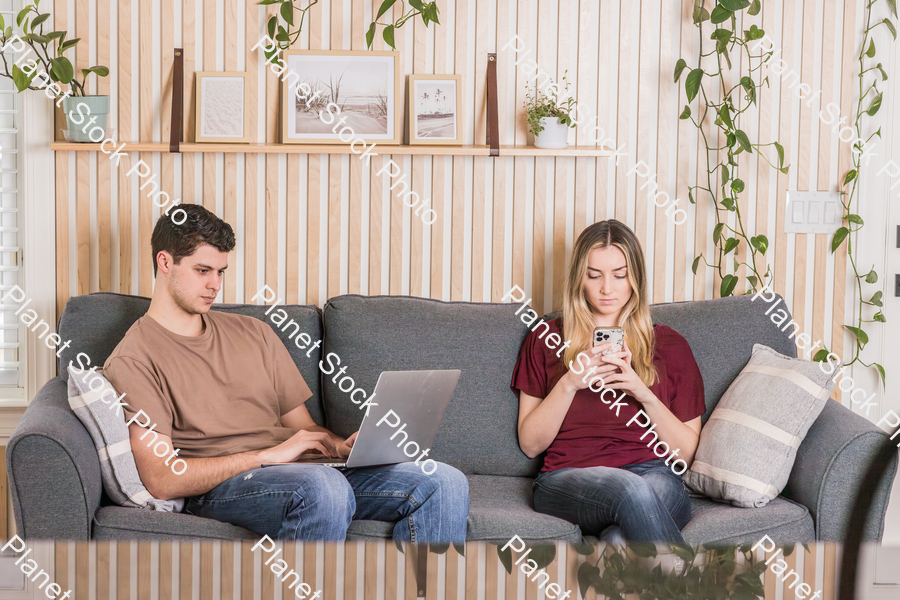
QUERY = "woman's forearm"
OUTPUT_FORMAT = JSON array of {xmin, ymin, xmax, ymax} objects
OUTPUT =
[
  {"xmin": 638, "ymin": 397, "xmax": 700, "ymax": 466},
  {"xmin": 518, "ymin": 379, "xmax": 579, "ymax": 458}
]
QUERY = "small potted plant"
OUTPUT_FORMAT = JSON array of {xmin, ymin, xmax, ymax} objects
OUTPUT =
[
  {"xmin": 524, "ymin": 74, "xmax": 577, "ymax": 149},
  {"xmin": 0, "ymin": 0, "xmax": 110, "ymax": 142}
]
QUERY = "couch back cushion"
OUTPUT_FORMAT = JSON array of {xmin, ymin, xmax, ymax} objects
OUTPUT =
[
  {"xmin": 321, "ymin": 295, "xmax": 539, "ymax": 477},
  {"xmin": 56, "ymin": 293, "xmax": 326, "ymax": 425},
  {"xmin": 650, "ymin": 294, "xmax": 797, "ymax": 420}
]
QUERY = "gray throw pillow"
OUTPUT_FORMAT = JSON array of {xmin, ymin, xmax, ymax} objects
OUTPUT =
[
  {"xmin": 683, "ymin": 343, "xmax": 839, "ymax": 508},
  {"xmin": 66, "ymin": 365, "xmax": 184, "ymax": 512}
]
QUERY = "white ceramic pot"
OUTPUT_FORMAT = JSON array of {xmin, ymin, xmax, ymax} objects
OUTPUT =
[{"xmin": 534, "ymin": 117, "xmax": 570, "ymax": 149}]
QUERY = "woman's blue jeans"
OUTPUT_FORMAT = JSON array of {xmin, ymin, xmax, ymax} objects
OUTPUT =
[
  {"xmin": 183, "ymin": 462, "xmax": 469, "ymax": 543},
  {"xmin": 532, "ymin": 459, "xmax": 691, "ymax": 543}
]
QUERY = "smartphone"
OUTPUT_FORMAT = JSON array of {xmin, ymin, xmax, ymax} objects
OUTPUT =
[{"xmin": 593, "ymin": 327, "xmax": 624, "ymax": 355}]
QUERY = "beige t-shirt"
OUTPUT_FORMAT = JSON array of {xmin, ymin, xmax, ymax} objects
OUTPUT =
[{"xmin": 104, "ymin": 310, "xmax": 313, "ymax": 458}]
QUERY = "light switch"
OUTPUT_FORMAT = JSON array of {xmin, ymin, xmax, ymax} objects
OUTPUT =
[
  {"xmin": 792, "ymin": 201, "xmax": 804, "ymax": 223},
  {"xmin": 785, "ymin": 191, "xmax": 843, "ymax": 234}
]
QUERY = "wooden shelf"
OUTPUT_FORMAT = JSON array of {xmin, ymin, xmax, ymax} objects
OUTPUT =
[{"xmin": 49, "ymin": 141, "xmax": 614, "ymax": 157}]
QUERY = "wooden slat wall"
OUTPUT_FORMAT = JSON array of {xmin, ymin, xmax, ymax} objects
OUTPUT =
[
  {"xmin": 53, "ymin": 0, "xmax": 858, "ymax": 371},
  {"xmin": 44, "ymin": 541, "xmax": 841, "ymax": 600}
]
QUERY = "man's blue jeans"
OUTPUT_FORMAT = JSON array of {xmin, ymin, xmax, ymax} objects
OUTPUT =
[
  {"xmin": 532, "ymin": 459, "xmax": 691, "ymax": 543},
  {"xmin": 184, "ymin": 462, "xmax": 469, "ymax": 543}
]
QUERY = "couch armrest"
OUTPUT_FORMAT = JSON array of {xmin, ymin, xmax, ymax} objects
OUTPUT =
[
  {"xmin": 784, "ymin": 399, "xmax": 898, "ymax": 541},
  {"xmin": 7, "ymin": 377, "xmax": 102, "ymax": 540}
]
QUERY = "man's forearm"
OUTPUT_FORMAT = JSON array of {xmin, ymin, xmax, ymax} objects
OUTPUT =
[{"xmin": 149, "ymin": 449, "xmax": 263, "ymax": 500}]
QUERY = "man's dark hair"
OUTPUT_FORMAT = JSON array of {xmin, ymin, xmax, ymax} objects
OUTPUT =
[{"xmin": 150, "ymin": 205, "xmax": 236, "ymax": 276}]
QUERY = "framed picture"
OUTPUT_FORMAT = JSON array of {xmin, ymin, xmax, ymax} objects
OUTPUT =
[
  {"xmin": 194, "ymin": 72, "xmax": 250, "ymax": 143},
  {"xmin": 408, "ymin": 75, "xmax": 463, "ymax": 145},
  {"xmin": 280, "ymin": 50, "xmax": 402, "ymax": 145}
]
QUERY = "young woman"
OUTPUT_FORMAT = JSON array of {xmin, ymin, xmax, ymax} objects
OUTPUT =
[{"xmin": 511, "ymin": 219, "xmax": 705, "ymax": 543}]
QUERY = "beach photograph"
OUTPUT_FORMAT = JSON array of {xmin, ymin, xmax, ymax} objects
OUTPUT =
[
  {"xmin": 195, "ymin": 72, "xmax": 249, "ymax": 143},
  {"xmin": 414, "ymin": 80, "xmax": 457, "ymax": 139},
  {"xmin": 285, "ymin": 54, "xmax": 396, "ymax": 139}
]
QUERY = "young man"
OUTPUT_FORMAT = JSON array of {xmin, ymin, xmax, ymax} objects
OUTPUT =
[{"xmin": 104, "ymin": 205, "xmax": 469, "ymax": 542}]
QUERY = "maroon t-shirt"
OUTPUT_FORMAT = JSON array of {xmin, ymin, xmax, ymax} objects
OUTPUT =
[{"xmin": 510, "ymin": 319, "xmax": 705, "ymax": 472}]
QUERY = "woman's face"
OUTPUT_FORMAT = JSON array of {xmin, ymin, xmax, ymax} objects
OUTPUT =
[{"xmin": 583, "ymin": 245, "xmax": 633, "ymax": 324}]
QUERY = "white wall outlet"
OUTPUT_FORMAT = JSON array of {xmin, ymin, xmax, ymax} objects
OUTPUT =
[{"xmin": 785, "ymin": 191, "xmax": 843, "ymax": 234}]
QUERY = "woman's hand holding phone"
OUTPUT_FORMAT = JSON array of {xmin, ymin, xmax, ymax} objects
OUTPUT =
[
  {"xmin": 598, "ymin": 340, "xmax": 656, "ymax": 405},
  {"xmin": 562, "ymin": 343, "xmax": 619, "ymax": 393}
]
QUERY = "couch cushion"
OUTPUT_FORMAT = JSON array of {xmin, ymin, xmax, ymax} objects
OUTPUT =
[
  {"xmin": 93, "ymin": 506, "xmax": 258, "ymax": 541},
  {"xmin": 56, "ymin": 293, "xmax": 326, "ymax": 425},
  {"xmin": 681, "ymin": 496, "xmax": 815, "ymax": 546},
  {"xmin": 321, "ymin": 295, "xmax": 540, "ymax": 477},
  {"xmin": 348, "ymin": 475, "xmax": 582, "ymax": 543}
]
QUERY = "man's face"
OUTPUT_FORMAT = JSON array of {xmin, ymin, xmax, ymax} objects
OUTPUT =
[{"xmin": 164, "ymin": 243, "xmax": 229, "ymax": 315}]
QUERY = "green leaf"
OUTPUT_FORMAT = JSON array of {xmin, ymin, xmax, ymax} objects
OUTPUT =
[
  {"xmin": 719, "ymin": 0, "xmax": 751, "ymax": 10},
  {"xmin": 0, "ymin": 13, "xmax": 5, "ymax": 31},
  {"xmin": 874, "ymin": 312, "xmax": 886, "ymax": 323},
  {"xmin": 747, "ymin": 275, "xmax": 758, "ymax": 289},
  {"xmin": 429, "ymin": 543, "xmax": 449, "ymax": 554},
  {"xmin": 774, "ymin": 141, "xmax": 785, "ymax": 166},
  {"xmin": 267, "ymin": 15, "xmax": 277, "ymax": 40},
  {"xmin": 726, "ymin": 132, "xmax": 736, "ymax": 148},
  {"xmin": 571, "ymin": 542, "xmax": 595, "ymax": 555},
  {"xmin": 31, "ymin": 12, "xmax": 50, "ymax": 29},
  {"xmin": 748, "ymin": 0, "xmax": 761, "ymax": 15},
  {"xmin": 876, "ymin": 62, "xmax": 889, "ymax": 81},
  {"xmin": 685, "ymin": 68, "xmax": 703, "ymax": 102},
  {"xmin": 889, "ymin": 0, "xmax": 898, "ymax": 19},
  {"xmin": 722, "ymin": 197, "xmax": 736, "ymax": 211},
  {"xmin": 382, "ymin": 24, "xmax": 395, "ymax": 49},
  {"xmin": 740, "ymin": 75, "xmax": 756, "ymax": 103},
  {"xmin": 870, "ymin": 291, "xmax": 883, "ymax": 307},
  {"xmin": 845, "ymin": 213, "xmax": 863, "ymax": 225},
  {"xmin": 751, "ymin": 234, "xmax": 768, "ymax": 255},
  {"xmin": 424, "ymin": 3, "xmax": 440, "ymax": 24},
  {"xmin": 453, "ymin": 542, "xmax": 465, "ymax": 556},
  {"xmin": 731, "ymin": 178, "xmax": 745, "ymax": 193},
  {"xmin": 692, "ymin": 6, "xmax": 710, "ymax": 23},
  {"xmin": 365, "ymin": 21, "xmax": 377, "ymax": 48},
  {"xmin": 497, "ymin": 545, "xmax": 513, "ymax": 574},
  {"xmin": 577, "ymin": 563, "xmax": 602, "ymax": 599},
  {"xmin": 723, "ymin": 237, "xmax": 739, "ymax": 254},
  {"xmin": 711, "ymin": 5, "xmax": 732, "ymax": 24},
  {"xmin": 408, "ymin": 0, "xmax": 425, "ymax": 9},
  {"xmin": 529, "ymin": 545, "xmax": 556, "ymax": 569},
  {"xmin": 692, "ymin": 255, "xmax": 701, "ymax": 275},
  {"xmin": 783, "ymin": 544, "xmax": 795, "ymax": 557},
  {"xmin": 82, "ymin": 65, "xmax": 109, "ymax": 78},
  {"xmin": 845, "ymin": 325, "xmax": 869, "ymax": 345},
  {"xmin": 714, "ymin": 223, "xmax": 725, "ymax": 244},
  {"xmin": 49, "ymin": 56, "xmax": 74, "ymax": 84},
  {"xmin": 813, "ymin": 348, "xmax": 829, "ymax": 362},
  {"xmin": 865, "ymin": 268, "xmax": 878, "ymax": 284},
  {"xmin": 30, "ymin": 34, "xmax": 49, "ymax": 43},
  {"xmin": 843, "ymin": 169, "xmax": 857, "ymax": 185},
  {"xmin": 884, "ymin": 19, "xmax": 897, "ymax": 40},
  {"xmin": 280, "ymin": 1, "xmax": 294, "ymax": 26},
  {"xmin": 734, "ymin": 129, "xmax": 752, "ymax": 152},
  {"xmin": 688, "ymin": 188, "xmax": 695, "ymax": 204},
  {"xmin": 15, "ymin": 7, "xmax": 29, "ymax": 28},
  {"xmin": 719, "ymin": 275, "xmax": 737, "ymax": 298},
  {"xmin": 831, "ymin": 226, "xmax": 848, "ymax": 253},
  {"xmin": 674, "ymin": 58, "xmax": 688, "ymax": 82},
  {"xmin": 679, "ymin": 104, "xmax": 691, "ymax": 119},
  {"xmin": 257, "ymin": 0, "xmax": 282, "ymax": 4},
  {"xmin": 719, "ymin": 105, "xmax": 733, "ymax": 128},
  {"xmin": 866, "ymin": 38, "xmax": 876, "ymax": 58},
  {"xmin": 10, "ymin": 64, "xmax": 33, "ymax": 92},
  {"xmin": 376, "ymin": 0, "xmax": 397, "ymax": 19},
  {"xmin": 875, "ymin": 363, "xmax": 886, "ymax": 385},
  {"xmin": 629, "ymin": 542, "xmax": 658, "ymax": 558},
  {"xmin": 867, "ymin": 92, "xmax": 883, "ymax": 116}
]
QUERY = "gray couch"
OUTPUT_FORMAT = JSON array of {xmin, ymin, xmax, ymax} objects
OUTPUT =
[{"xmin": 7, "ymin": 292, "xmax": 897, "ymax": 544}]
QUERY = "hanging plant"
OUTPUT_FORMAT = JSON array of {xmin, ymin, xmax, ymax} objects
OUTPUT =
[
  {"xmin": 817, "ymin": 0, "xmax": 895, "ymax": 384},
  {"xmin": 676, "ymin": 0, "xmax": 789, "ymax": 299},
  {"xmin": 258, "ymin": 0, "xmax": 440, "ymax": 67}
]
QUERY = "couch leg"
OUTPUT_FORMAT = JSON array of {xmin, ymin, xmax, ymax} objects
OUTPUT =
[{"xmin": 415, "ymin": 544, "xmax": 427, "ymax": 599}]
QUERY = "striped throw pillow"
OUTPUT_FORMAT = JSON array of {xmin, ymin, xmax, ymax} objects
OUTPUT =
[
  {"xmin": 683, "ymin": 343, "xmax": 839, "ymax": 508},
  {"xmin": 67, "ymin": 366, "xmax": 184, "ymax": 512}
]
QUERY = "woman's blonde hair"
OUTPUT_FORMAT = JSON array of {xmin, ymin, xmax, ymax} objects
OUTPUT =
[{"xmin": 560, "ymin": 220, "xmax": 657, "ymax": 386}]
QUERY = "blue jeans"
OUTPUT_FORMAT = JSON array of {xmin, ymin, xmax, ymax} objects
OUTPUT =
[
  {"xmin": 532, "ymin": 459, "xmax": 691, "ymax": 543},
  {"xmin": 184, "ymin": 462, "xmax": 469, "ymax": 543}
]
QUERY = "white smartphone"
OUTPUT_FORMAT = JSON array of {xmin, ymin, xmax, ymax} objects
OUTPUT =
[{"xmin": 593, "ymin": 327, "xmax": 624, "ymax": 355}]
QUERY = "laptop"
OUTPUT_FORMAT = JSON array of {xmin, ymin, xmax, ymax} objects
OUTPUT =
[{"xmin": 263, "ymin": 369, "xmax": 461, "ymax": 468}]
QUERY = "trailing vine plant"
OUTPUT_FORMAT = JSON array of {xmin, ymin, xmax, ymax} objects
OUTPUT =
[
  {"xmin": 819, "ymin": 0, "xmax": 896, "ymax": 383},
  {"xmin": 574, "ymin": 542, "xmax": 771, "ymax": 600},
  {"xmin": 258, "ymin": 0, "xmax": 440, "ymax": 67},
  {"xmin": 675, "ymin": 0, "xmax": 789, "ymax": 298}
]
